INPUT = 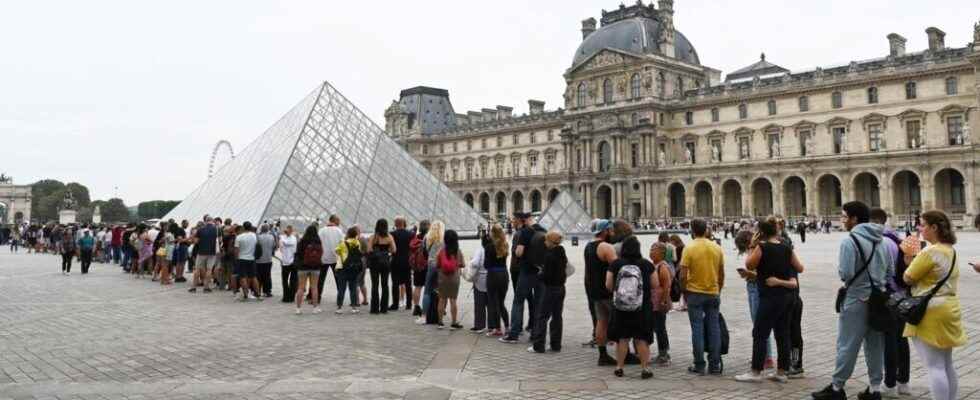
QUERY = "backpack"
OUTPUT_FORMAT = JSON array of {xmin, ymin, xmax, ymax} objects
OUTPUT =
[
  {"xmin": 409, "ymin": 236, "xmax": 427, "ymax": 272},
  {"xmin": 437, "ymin": 249, "xmax": 459, "ymax": 274},
  {"xmin": 368, "ymin": 242, "xmax": 391, "ymax": 270},
  {"xmin": 343, "ymin": 242, "xmax": 363, "ymax": 270},
  {"xmin": 613, "ymin": 264, "xmax": 644, "ymax": 311},
  {"xmin": 302, "ymin": 242, "xmax": 322, "ymax": 267},
  {"xmin": 254, "ymin": 236, "xmax": 263, "ymax": 260}
]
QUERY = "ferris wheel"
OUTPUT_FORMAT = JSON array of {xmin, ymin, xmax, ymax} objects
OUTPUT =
[{"xmin": 208, "ymin": 140, "xmax": 235, "ymax": 178}]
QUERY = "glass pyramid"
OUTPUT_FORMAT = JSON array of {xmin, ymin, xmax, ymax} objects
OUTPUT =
[
  {"xmin": 164, "ymin": 82, "xmax": 486, "ymax": 233},
  {"xmin": 536, "ymin": 190, "xmax": 593, "ymax": 238}
]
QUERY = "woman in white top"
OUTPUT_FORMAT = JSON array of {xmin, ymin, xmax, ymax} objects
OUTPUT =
[{"xmin": 279, "ymin": 225, "xmax": 298, "ymax": 303}]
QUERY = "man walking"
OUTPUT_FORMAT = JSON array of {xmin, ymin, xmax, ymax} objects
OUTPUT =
[
  {"xmin": 679, "ymin": 219, "xmax": 725, "ymax": 375},
  {"xmin": 317, "ymin": 215, "xmax": 345, "ymax": 304},
  {"xmin": 812, "ymin": 201, "xmax": 893, "ymax": 400}
]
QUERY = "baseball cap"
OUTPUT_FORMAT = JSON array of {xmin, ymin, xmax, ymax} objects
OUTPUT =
[{"xmin": 591, "ymin": 219, "xmax": 612, "ymax": 236}]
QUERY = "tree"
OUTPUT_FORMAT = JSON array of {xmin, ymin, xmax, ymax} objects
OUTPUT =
[
  {"xmin": 101, "ymin": 198, "xmax": 131, "ymax": 223},
  {"xmin": 30, "ymin": 179, "xmax": 65, "ymax": 222},
  {"xmin": 137, "ymin": 200, "xmax": 180, "ymax": 220}
]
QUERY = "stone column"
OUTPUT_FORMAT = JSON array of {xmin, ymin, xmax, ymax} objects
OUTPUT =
[
  {"xmin": 742, "ymin": 186, "xmax": 754, "ymax": 218},
  {"xmin": 805, "ymin": 175, "xmax": 817, "ymax": 217},
  {"xmin": 712, "ymin": 179, "xmax": 723, "ymax": 217},
  {"xmin": 773, "ymin": 177, "xmax": 785, "ymax": 216},
  {"xmin": 967, "ymin": 163, "xmax": 978, "ymax": 217}
]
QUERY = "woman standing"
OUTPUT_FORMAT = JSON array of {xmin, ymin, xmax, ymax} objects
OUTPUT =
[
  {"xmin": 605, "ymin": 236, "xmax": 655, "ymax": 379},
  {"xmin": 529, "ymin": 231, "xmax": 567, "ymax": 353},
  {"xmin": 294, "ymin": 225, "xmax": 322, "ymax": 314},
  {"xmin": 335, "ymin": 226, "xmax": 364, "ymax": 314},
  {"xmin": 418, "ymin": 221, "xmax": 445, "ymax": 325},
  {"xmin": 367, "ymin": 219, "xmax": 396, "ymax": 314},
  {"xmin": 484, "ymin": 224, "xmax": 510, "ymax": 337},
  {"xmin": 279, "ymin": 225, "xmax": 298, "ymax": 303},
  {"xmin": 466, "ymin": 236, "xmax": 489, "ymax": 333},
  {"xmin": 735, "ymin": 218, "xmax": 804, "ymax": 383},
  {"xmin": 436, "ymin": 229, "xmax": 463, "ymax": 329},
  {"xmin": 649, "ymin": 242, "xmax": 673, "ymax": 366},
  {"xmin": 902, "ymin": 211, "xmax": 966, "ymax": 400}
]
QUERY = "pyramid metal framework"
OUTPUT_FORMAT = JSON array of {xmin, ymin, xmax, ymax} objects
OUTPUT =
[
  {"xmin": 164, "ymin": 82, "xmax": 486, "ymax": 232},
  {"xmin": 536, "ymin": 190, "xmax": 593, "ymax": 238}
]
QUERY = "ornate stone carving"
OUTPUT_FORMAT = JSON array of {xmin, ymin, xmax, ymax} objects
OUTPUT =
[
  {"xmin": 974, "ymin": 20, "xmax": 980, "ymax": 43},
  {"xmin": 583, "ymin": 51, "xmax": 625, "ymax": 71},
  {"xmin": 0, "ymin": 173, "xmax": 11, "ymax": 184}
]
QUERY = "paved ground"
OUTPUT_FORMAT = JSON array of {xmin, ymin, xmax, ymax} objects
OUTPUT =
[{"xmin": 0, "ymin": 232, "xmax": 978, "ymax": 400}]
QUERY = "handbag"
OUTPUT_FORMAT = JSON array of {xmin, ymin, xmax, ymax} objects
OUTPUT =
[
  {"xmin": 887, "ymin": 251, "xmax": 956, "ymax": 325},
  {"xmin": 835, "ymin": 235, "xmax": 876, "ymax": 313}
]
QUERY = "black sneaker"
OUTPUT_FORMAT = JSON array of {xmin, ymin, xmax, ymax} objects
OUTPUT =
[
  {"xmin": 856, "ymin": 387, "xmax": 881, "ymax": 400},
  {"xmin": 203, "ymin": 288, "xmax": 212, "ymax": 293},
  {"xmin": 187, "ymin": 287, "xmax": 197, "ymax": 293},
  {"xmin": 405, "ymin": 304, "xmax": 412, "ymax": 311},
  {"xmin": 499, "ymin": 336, "xmax": 519, "ymax": 344},
  {"xmin": 450, "ymin": 323, "xmax": 463, "ymax": 330},
  {"xmin": 811, "ymin": 384, "xmax": 846, "ymax": 400},
  {"xmin": 413, "ymin": 305, "xmax": 423, "ymax": 316},
  {"xmin": 613, "ymin": 369, "xmax": 624, "ymax": 378},
  {"xmin": 787, "ymin": 366, "xmax": 805, "ymax": 379},
  {"xmin": 624, "ymin": 353, "xmax": 641, "ymax": 365},
  {"xmin": 687, "ymin": 366, "xmax": 706, "ymax": 376},
  {"xmin": 388, "ymin": 304, "xmax": 399, "ymax": 311},
  {"xmin": 641, "ymin": 369, "xmax": 653, "ymax": 380},
  {"xmin": 597, "ymin": 354, "xmax": 617, "ymax": 366}
]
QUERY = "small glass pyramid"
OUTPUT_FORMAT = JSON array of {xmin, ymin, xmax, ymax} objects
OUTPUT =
[
  {"xmin": 537, "ymin": 190, "xmax": 593, "ymax": 238},
  {"xmin": 164, "ymin": 82, "xmax": 486, "ymax": 232}
]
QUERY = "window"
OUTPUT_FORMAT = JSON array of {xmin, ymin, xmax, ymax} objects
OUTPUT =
[
  {"xmin": 529, "ymin": 133, "xmax": 536, "ymax": 144},
  {"xmin": 831, "ymin": 91, "xmax": 843, "ymax": 109},
  {"xmin": 495, "ymin": 159, "xmax": 504, "ymax": 177},
  {"xmin": 630, "ymin": 73, "xmax": 641, "ymax": 99},
  {"xmin": 451, "ymin": 167, "xmax": 459, "ymax": 181},
  {"xmin": 798, "ymin": 96, "xmax": 809, "ymax": 112},
  {"xmin": 452, "ymin": 142, "xmax": 457, "ymax": 152},
  {"xmin": 576, "ymin": 148, "xmax": 582, "ymax": 171},
  {"xmin": 658, "ymin": 113, "xmax": 664, "ymax": 126},
  {"xmin": 479, "ymin": 159, "xmax": 488, "ymax": 178},
  {"xmin": 466, "ymin": 140, "xmax": 472, "ymax": 151},
  {"xmin": 630, "ymin": 143, "xmax": 639, "ymax": 168},
  {"xmin": 868, "ymin": 123, "xmax": 883, "ymax": 152},
  {"xmin": 948, "ymin": 116, "xmax": 964, "ymax": 145},
  {"xmin": 799, "ymin": 130, "xmax": 810, "ymax": 156},
  {"xmin": 767, "ymin": 99, "xmax": 777, "ymax": 116},
  {"xmin": 685, "ymin": 142, "xmax": 696, "ymax": 164},
  {"xmin": 439, "ymin": 143, "xmax": 444, "ymax": 154},
  {"xmin": 905, "ymin": 82, "xmax": 917, "ymax": 100},
  {"xmin": 767, "ymin": 134, "xmax": 780, "ymax": 158},
  {"xmin": 547, "ymin": 130, "xmax": 554, "ymax": 142},
  {"xmin": 738, "ymin": 137, "xmax": 751, "ymax": 160},
  {"xmin": 465, "ymin": 164, "xmax": 473, "ymax": 180},
  {"xmin": 511, "ymin": 158, "xmax": 520, "ymax": 177},
  {"xmin": 421, "ymin": 144, "xmax": 428, "ymax": 155},
  {"xmin": 738, "ymin": 103, "xmax": 748, "ymax": 119},
  {"xmin": 496, "ymin": 136, "xmax": 502, "ymax": 147},
  {"xmin": 481, "ymin": 138, "xmax": 487, "ymax": 149},
  {"xmin": 867, "ymin": 87, "xmax": 878, "ymax": 104},
  {"xmin": 512, "ymin": 134, "xmax": 518, "ymax": 145},
  {"xmin": 603, "ymin": 79, "xmax": 613, "ymax": 103},
  {"xmin": 545, "ymin": 153, "xmax": 555, "ymax": 174},
  {"xmin": 631, "ymin": 113, "xmax": 639, "ymax": 126},
  {"xmin": 577, "ymin": 82, "xmax": 588, "ymax": 107},
  {"xmin": 906, "ymin": 120, "xmax": 922, "ymax": 148},
  {"xmin": 946, "ymin": 77, "xmax": 958, "ymax": 95},
  {"xmin": 832, "ymin": 127, "xmax": 846, "ymax": 154},
  {"xmin": 438, "ymin": 165, "xmax": 446, "ymax": 180},
  {"xmin": 685, "ymin": 111, "xmax": 693, "ymax": 125},
  {"xmin": 657, "ymin": 72, "xmax": 666, "ymax": 98},
  {"xmin": 676, "ymin": 76, "xmax": 684, "ymax": 97},
  {"xmin": 598, "ymin": 141, "xmax": 611, "ymax": 172},
  {"xmin": 710, "ymin": 139, "xmax": 722, "ymax": 162},
  {"xmin": 528, "ymin": 154, "xmax": 538, "ymax": 175},
  {"xmin": 711, "ymin": 108, "xmax": 719, "ymax": 122}
]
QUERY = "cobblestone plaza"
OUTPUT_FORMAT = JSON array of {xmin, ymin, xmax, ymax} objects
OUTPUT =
[{"xmin": 1, "ymin": 233, "xmax": 978, "ymax": 400}]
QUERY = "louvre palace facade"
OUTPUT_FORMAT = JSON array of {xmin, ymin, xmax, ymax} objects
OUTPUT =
[{"xmin": 384, "ymin": 1, "xmax": 980, "ymax": 225}]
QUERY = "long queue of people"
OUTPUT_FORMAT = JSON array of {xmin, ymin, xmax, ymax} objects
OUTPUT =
[{"xmin": 27, "ymin": 202, "xmax": 968, "ymax": 400}]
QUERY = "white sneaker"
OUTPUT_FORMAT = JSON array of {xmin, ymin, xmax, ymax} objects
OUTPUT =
[
  {"xmin": 351, "ymin": 308, "xmax": 360, "ymax": 314},
  {"xmin": 897, "ymin": 383, "xmax": 911, "ymax": 396},
  {"xmin": 335, "ymin": 308, "xmax": 344, "ymax": 315},
  {"xmin": 247, "ymin": 294, "xmax": 257, "ymax": 300},
  {"xmin": 766, "ymin": 372, "xmax": 788, "ymax": 383},
  {"xmin": 294, "ymin": 308, "xmax": 302, "ymax": 315},
  {"xmin": 66, "ymin": 272, "xmax": 71, "ymax": 276},
  {"xmin": 313, "ymin": 307, "xmax": 322, "ymax": 314},
  {"xmin": 734, "ymin": 372, "xmax": 763, "ymax": 382},
  {"xmin": 882, "ymin": 387, "xmax": 898, "ymax": 398},
  {"xmin": 414, "ymin": 317, "xmax": 426, "ymax": 325}
]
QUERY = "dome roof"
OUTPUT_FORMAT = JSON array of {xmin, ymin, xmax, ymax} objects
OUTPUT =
[{"xmin": 572, "ymin": 17, "xmax": 700, "ymax": 67}]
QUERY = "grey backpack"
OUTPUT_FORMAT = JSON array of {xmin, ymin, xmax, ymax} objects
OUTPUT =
[{"xmin": 613, "ymin": 264, "xmax": 644, "ymax": 311}]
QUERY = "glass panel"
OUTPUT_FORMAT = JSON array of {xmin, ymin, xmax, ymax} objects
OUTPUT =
[{"xmin": 537, "ymin": 190, "xmax": 594, "ymax": 237}]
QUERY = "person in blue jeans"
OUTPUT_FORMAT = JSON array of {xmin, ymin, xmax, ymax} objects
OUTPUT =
[
  {"xmin": 501, "ymin": 214, "xmax": 546, "ymax": 343},
  {"xmin": 679, "ymin": 219, "xmax": 725, "ymax": 375},
  {"xmin": 335, "ymin": 226, "xmax": 364, "ymax": 314},
  {"xmin": 418, "ymin": 221, "xmax": 444, "ymax": 325}
]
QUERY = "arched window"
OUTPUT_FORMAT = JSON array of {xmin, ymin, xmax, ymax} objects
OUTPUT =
[
  {"xmin": 577, "ymin": 82, "xmax": 588, "ymax": 108},
  {"xmin": 598, "ymin": 141, "xmax": 612, "ymax": 172},
  {"xmin": 630, "ymin": 73, "xmax": 641, "ymax": 99},
  {"xmin": 867, "ymin": 87, "xmax": 878, "ymax": 104},
  {"xmin": 602, "ymin": 79, "xmax": 613, "ymax": 104},
  {"xmin": 657, "ymin": 72, "xmax": 666, "ymax": 98}
]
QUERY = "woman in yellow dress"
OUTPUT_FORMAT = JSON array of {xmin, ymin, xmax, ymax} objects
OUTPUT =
[{"xmin": 901, "ymin": 210, "xmax": 967, "ymax": 400}]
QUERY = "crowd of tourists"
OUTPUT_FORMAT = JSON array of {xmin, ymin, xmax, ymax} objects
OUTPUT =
[{"xmin": 7, "ymin": 202, "xmax": 972, "ymax": 400}]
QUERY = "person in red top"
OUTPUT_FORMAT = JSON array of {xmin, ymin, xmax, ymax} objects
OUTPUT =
[{"xmin": 111, "ymin": 225, "xmax": 124, "ymax": 265}]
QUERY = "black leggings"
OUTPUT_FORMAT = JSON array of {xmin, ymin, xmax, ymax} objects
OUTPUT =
[
  {"xmin": 80, "ymin": 249, "xmax": 93, "ymax": 274},
  {"xmin": 653, "ymin": 310, "xmax": 669, "ymax": 353},
  {"xmin": 752, "ymin": 293, "xmax": 792, "ymax": 372},
  {"xmin": 789, "ymin": 294, "xmax": 804, "ymax": 369},
  {"xmin": 256, "ymin": 262, "xmax": 273, "ymax": 295},
  {"xmin": 369, "ymin": 266, "xmax": 390, "ymax": 314},
  {"xmin": 884, "ymin": 317, "xmax": 910, "ymax": 387},
  {"xmin": 281, "ymin": 264, "xmax": 297, "ymax": 302},
  {"xmin": 486, "ymin": 270, "xmax": 510, "ymax": 330},
  {"xmin": 61, "ymin": 252, "xmax": 73, "ymax": 272}
]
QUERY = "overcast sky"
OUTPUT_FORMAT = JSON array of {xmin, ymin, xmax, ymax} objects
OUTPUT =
[{"xmin": 2, "ymin": 0, "xmax": 976, "ymax": 205}]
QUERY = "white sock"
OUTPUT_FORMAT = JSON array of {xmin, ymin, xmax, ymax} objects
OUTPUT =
[
  {"xmin": 832, "ymin": 384, "xmax": 842, "ymax": 392},
  {"xmin": 870, "ymin": 384, "xmax": 881, "ymax": 393}
]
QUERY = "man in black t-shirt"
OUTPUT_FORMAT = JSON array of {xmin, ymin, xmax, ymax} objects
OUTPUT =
[
  {"xmin": 189, "ymin": 217, "xmax": 219, "ymax": 293},
  {"xmin": 501, "ymin": 212, "xmax": 542, "ymax": 343},
  {"xmin": 389, "ymin": 217, "xmax": 415, "ymax": 311}
]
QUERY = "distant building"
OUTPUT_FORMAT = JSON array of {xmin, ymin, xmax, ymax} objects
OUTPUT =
[
  {"xmin": 386, "ymin": 1, "xmax": 980, "ymax": 226},
  {"xmin": 0, "ymin": 180, "xmax": 32, "ymax": 224}
]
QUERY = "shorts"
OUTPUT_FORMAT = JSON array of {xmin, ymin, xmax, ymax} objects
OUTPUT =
[
  {"xmin": 594, "ymin": 299, "xmax": 613, "ymax": 322},
  {"xmin": 173, "ymin": 246, "xmax": 188, "ymax": 263},
  {"xmin": 196, "ymin": 255, "xmax": 218, "ymax": 272},
  {"xmin": 236, "ymin": 259, "xmax": 257, "ymax": 278},
  {"xmin": 413, "ymin": 268, "xmax": 426, "ymax": 287},
  {"xmin": 298, "ymin": 269, "xmax": 320, "ymax": 279}
]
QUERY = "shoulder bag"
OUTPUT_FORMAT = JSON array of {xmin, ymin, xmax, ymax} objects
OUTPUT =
[{"xmin": 887, "ymin": 251, "xmax": 956, "ymax": 325}]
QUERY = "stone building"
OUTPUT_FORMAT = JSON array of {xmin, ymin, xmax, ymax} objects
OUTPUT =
[
  {"xmin": 386, "ymin": 1, "xmax": 980, "ymax": 226},
  {"xmin": 0, "ymin": 180, "xmax": 32, "ymax": 225}
]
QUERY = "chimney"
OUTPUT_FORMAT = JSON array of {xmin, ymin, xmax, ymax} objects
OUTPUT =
[
  {"xmin": 481, "ymin": 108, "xmax": 498, "ymax": 122},
  {"xmin": 496, "ymin": 105, "xmax": 513, "ymax": 119},
  {"xmin": 467, "ymin": 111, "xmax": 482, "ymax": 124},
  {"xmin": 658, "ymin": 0, "xmax": 676, "ymax": 58},
  {"xmin": 926, "ymin": 27, "xmax": 946, "ymax": 51},
  {"xmin": 528, "ymin": 100, "xmax": 545, "ymax": 115},
  {"xmin": 581, "ymin": 18, "xmax": 596, "ymax": 40},
  {"xmin": 887, "ymin": 33, "xmax": 907, "ymax": 57}
]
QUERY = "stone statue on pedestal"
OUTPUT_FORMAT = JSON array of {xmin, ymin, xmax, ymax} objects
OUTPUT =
[{"xmin": 61, "ymin": 191, "xmax": 76, "ymax": 211}]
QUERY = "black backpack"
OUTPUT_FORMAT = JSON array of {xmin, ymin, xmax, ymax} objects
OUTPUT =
[
  {"xmin": 344, "ymin": 242, "xmax": 363, "ymax": 270},
  {"xmin": 850, "ymin": 234, "xmax": 894, "ymax": 332}
]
